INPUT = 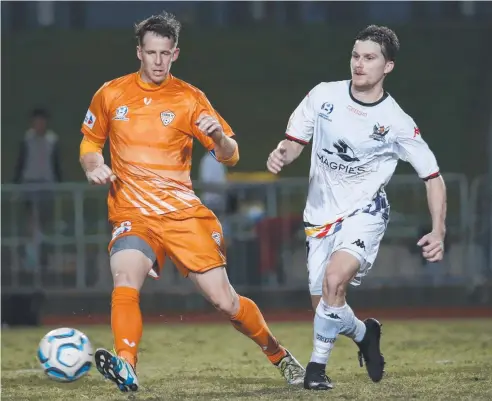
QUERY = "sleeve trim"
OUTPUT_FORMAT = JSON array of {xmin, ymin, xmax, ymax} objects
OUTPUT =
[
  {"xmin": 423, "ymin": 171, "xmax": 441, "ymax": 181},
  {"xmin": 285, "ymin": 133, "xmax": 308, "ymax": 145}
]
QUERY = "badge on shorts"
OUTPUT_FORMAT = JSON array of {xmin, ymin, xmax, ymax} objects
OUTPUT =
[
  {"xmin": 211, "ymin": 231, "xmax": 221, "ymax": 246},
  {"xmin": 160, "ymin": 110, "xmax": 175, "ymax": 126}
]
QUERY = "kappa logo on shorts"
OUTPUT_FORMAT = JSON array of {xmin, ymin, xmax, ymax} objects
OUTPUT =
[
  {"xmin": 112, "ymin": 221, "xmax": 132, "ymax": 240},
  {"xmin": 211, "ymin": 231, "xmax": 221, "ymax": 246},
  {"xmin": 352, "ymin": 239, "xmax": 366, "ymax": 250},
  {"xmin": 160, "ymin": 110, "xmax": 175, "ymax": 126}
]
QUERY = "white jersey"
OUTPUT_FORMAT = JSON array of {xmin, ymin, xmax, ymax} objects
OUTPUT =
[{"xmin": 285, "ymin": 80, "xmax": 439, "ymax": 238}]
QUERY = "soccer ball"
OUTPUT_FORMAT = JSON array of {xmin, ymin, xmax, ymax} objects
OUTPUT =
[{"xmin": 37, "ymin": 327, "xmax": 93, "ymax": 382}]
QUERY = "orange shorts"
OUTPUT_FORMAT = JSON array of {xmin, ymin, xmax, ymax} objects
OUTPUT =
[{"xmin": 108, "ymin": 204, "xmax": 226, "ymax": 278}]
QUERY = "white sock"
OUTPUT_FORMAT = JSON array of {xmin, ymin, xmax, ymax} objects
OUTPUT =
[
  {"xmin": 337, "ymin": 303, "xmax": 366, "ymax": 343},
  {"xmin": 310, "ymin": 299, "xmax": 343, "ymax": 365}
]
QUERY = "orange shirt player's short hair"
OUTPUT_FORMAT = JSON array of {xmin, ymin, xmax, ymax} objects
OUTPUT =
[{"xmin": 80, "ymin": 72, "xmax": 235, "ymax": 220}]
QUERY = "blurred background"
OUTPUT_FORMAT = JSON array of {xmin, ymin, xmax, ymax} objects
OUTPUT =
[{"xmin": 1, "ymin": 1, "xmax": 492, "ymax": 326}]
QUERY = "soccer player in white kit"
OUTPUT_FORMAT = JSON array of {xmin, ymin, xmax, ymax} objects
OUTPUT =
[{"xmin": 266, "ymin": 25, "xmax": 447, "ymax": 390}]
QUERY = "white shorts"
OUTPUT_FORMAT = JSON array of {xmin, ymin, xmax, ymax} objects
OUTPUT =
[{"xmin": 306, "ymin": 212, "xmax": 387, "ymax": 295}]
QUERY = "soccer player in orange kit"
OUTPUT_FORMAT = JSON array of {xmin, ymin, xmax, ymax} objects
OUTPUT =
[{"xmin": 79, "ymin": 12, "xmax": 305, "ymax": 392}]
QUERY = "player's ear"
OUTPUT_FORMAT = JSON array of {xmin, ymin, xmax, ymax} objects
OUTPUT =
[
  {"xmin": 172, "ymin": 47, "xmax": 180, "ymax": 62},
  {"xmin": 136, "ymin": 46, "xmax": 143, "ymax": 61},
  {"xmin": 384, "ymin": 60, "xmax": 394, "ymax": 75}
]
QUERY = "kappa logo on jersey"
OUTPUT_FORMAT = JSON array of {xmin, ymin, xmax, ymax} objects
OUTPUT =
[
  {"xmin": 323, "ymin": 140, "xmax": 360, "ymax": 162},
  {"xmin": 413, "ymin": 126, "xmax": 421, "ymax": 138},
  {"xmin": 211, "ymin": 231, "xmax": 221, "ymax": 246},
  {"xmin": 160, "ymin": 110, "xmax": 175, "ymax": 126},
  {"xmin": 319, "ymin": 102, "xmax": 334, "ymax": 121},
  {"xmin": 369, "ymin": 123, "xmax": 390, "ymax": 142},
  {"xmin": 112, "ymin": 221, "xmax": 132, "ymax": 240},
  {"xmin": 113, "ymin": 106, "xmax": 129, "ymax": 121},
  {"xmin": 84, "ymin": 109, "xmax": 96, "ymax": 129}
]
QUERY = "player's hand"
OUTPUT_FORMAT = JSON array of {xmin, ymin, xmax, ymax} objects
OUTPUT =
[
  {"xmin": 267, "ymin": 144, "xmax": 287, "ymax": 174},
  {"xmin": 196, "ymin": 113, "xmax": 223, "ymax": 141},
  {"xmin": 417, "ymin": 231, "xmax": 444, "ymax": 262},
  {"xmin": 85, "ymin": 164, "xmax": 116, "ymax": 185}
]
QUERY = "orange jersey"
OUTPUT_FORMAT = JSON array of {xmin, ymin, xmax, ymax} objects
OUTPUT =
[{"xmin": 81, "ymin": 72, "xmax": 235, "ymax": 220}]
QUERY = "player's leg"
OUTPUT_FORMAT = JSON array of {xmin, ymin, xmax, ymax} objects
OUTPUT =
[
  {"xmin": 332, "ymin": 214, "xmax": 386, "ymax": 383},
  {"xmin": 304, "ymin": 214, "xmax": 386, "ymax": 390},
  {"xmin": 163, "ymin": 205, "xmax": 305, "ymax": 385},
  {"xmin": 188, "ymin": 266, "xmax": 305, "ymax": 385},
  {"xmin": 303, "ymin": 235, "xmax": 337, "ymax": 390},
  {"xmin": 95, "ymin": 221, "xmax": 161, "ymax": 393}
]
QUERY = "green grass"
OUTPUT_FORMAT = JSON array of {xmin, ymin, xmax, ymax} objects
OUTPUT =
[{"xmin": 2, "ymin": 320, "xmax": 492, "ymax": 400}]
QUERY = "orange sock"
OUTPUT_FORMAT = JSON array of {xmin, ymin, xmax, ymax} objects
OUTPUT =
[
  {"xmin": 111, "ymin": 286, "xmax": 142, "ymax": 368},
  {"xmin": 230, "ymin": 295, "xmax": 286, "ymax": 364}
]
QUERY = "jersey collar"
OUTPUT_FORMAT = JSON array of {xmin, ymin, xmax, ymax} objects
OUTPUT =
[
  {"xmin": 349, "ymin": 80, "xmax": 388, "ymax": 107},
  {"xmin": 135, "ymin": 72, "xmax": 173, "ymax": 91}
]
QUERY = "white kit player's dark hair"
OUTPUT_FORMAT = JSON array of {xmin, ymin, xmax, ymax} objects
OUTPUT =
[{"xmin": 354, "ymin": 25, "xmax": 400, "ymax": 61}]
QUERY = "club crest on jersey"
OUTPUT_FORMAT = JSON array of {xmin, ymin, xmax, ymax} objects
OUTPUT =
[
  {"xmin": 160, "ymin": 110, "xmax": 175, "ymax": 126},
  {"xmin": 211, "ymin": 231, "xmax": 221, "ymax": 246},
  {"xmin": 370, "ymin": 123, "xmax": 390, "ymax": 142},
  {"xmin": 113, "ymin": 106, "xmax": 129, "ymax": 121}
]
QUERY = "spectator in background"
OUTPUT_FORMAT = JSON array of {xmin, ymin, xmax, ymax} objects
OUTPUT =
[
  {"xmin": 14, "ymin": 108, "xmax": 62, "ymax": 184},
  {"xmin": 14, "ymin": 108, "xmax": 62, "ymax": 269},
  {"xmin": 199, "ymin": 150, "xmax": 228, "ymax": 216}
]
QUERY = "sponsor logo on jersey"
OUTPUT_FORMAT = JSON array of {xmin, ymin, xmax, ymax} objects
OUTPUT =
[
  {"xmin": 323, "ymin": 139, "xmax": 359, "ymax": 162},
  {"xmin": 84, "ymin": 109, "xmax": 96, "ymax": 129},
  {"xmin": 346, "ymin": 105, "xmax": 367, "ymax": 117},
  {"xmin": 317, "ymin": 140, "xmax": 366, "ymax": 175}
]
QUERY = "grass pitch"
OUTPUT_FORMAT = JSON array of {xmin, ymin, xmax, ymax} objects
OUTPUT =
[{"xmin": 2, "ymin": 319, "xmax": 492, "ymax": 400}]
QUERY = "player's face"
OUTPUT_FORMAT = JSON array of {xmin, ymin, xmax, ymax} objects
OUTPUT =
[
  {"xmin": 350, "ymin": 40, "xmax": 394, "ymax": 90},
  {"xmin": 137, "ymin": 32, "xmax": 180, "ymax": 85}
]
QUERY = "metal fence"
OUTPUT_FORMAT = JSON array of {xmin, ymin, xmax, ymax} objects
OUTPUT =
[
  {"xmin": 469, "ymin": 175, "xmax": 492, "ymax": 285},
  {"xmin": 1, "ymin": 173, "xmax": 486, "ymax": 294}
]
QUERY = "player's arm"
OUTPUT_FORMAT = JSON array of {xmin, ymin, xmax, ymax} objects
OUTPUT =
[
  {"xmin": 423, "ymin": 174, "xmax": 447, "ymax": 238},
  {"xmin": 267, "ymin": 87, "xmax": 317, "ymax": 174},
  {"xmin": 196, "ymin": 113, "xmax": 238, "ymax": 165},
  {"xmin": 396, "ymin": 123, "xmax": 447, "ymax": 262},
  {"xmin": 79, "ymin": 84, "xmax": 115, "ymax": 184},
  {"xmin": 192, "ymin": 92, "xmax": 239, "ymax": 167}
]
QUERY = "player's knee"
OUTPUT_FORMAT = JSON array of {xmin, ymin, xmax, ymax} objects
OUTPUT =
[
  {"xmin": 323, "ymin": 269, "xmax": 348, "ymax": 298},
  {"xmin": 110, "ymin": 249, "xmax": 153, "ymax": 290},
  {"xmin": 209, "ymin": 292, "xmax": 238, "ymax": 316},
  {"xmin": 323, "ymin": 250, "xmax": 361, "ymax": 296}
]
